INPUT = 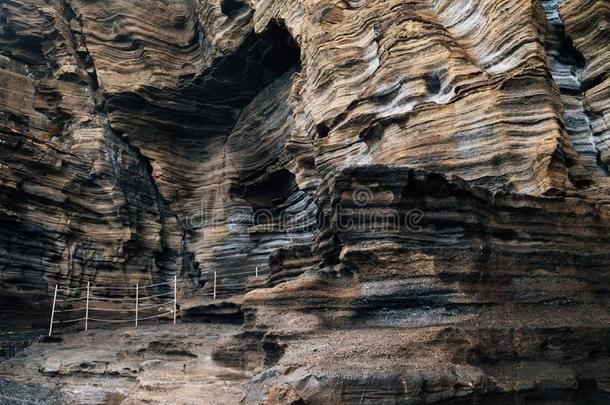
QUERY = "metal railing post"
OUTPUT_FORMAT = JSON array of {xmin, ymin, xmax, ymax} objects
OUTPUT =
[
  {"xmin": 85, "ymin": 281, "xmax": 90, "ymax": 331},
  {"xmin": 135, "ymin": 283, "xmax": 139, "ymax": 328},
  {"xmin": 213, "ymin": 271, "xmax": 217, "ymax": 300},
  {"xmin": 173, "ymin": 275, "xmax": 177, "ymax": 325},
  {"xmin": 49, "ymin": 284, "xmax": 58, "ymax": 336}
]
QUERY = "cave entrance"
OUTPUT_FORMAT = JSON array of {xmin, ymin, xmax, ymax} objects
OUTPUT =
[
  {"xmin": 189, "ymin": 19, "xmax": 301, "ymax": 114},
  {"xmin": 229, "ymin": 21, "xmax": 302, "ymax": 210},
  {"xmin": 185, "ymin": 17, "xmax": 304, "ymax": 288},
  {"xmin": 242, "ymin": 168, "xmax": 298, "ymax": 208},
  {"xmin": 256, "ymin": 21, "xmax": 301, "ymax": 83}
]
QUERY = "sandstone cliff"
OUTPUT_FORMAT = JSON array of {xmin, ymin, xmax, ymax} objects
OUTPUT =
[{"xmin": 1, "ymin": 0, "xmax": 609, "ymax": 403}]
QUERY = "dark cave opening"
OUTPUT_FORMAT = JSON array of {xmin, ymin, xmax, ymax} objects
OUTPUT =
[
  {"xmin": 258, "ymin": 21, "xmax": 301, "ymax": 83},
  {"xmin": 174, "ymin": 18, "xmax": 305, "ymax": 289},
  {"xmin": 106, "ymin": 20, "xmax": 301, "ymax": 140},
  {"xmin": 231, "ymin": 22, "xmax": 302, "ymax": 209},
  {"xmin": 242, "ymin": 169, "xmax": 298, "ymax": 209},
  {"xmin": 556, "ymin": 28, "xmax": 586, "ymax": 69},
  {"xmin": 195, "ymin": 19, "xmax": 301, "ymax": 109},
  {"xmin": 316, "ymin": 122, "xmax": 331, "ymax": 139},
  {"xmin": 425, "ymin": 70, "xmax": 443, "ymax": 94},
  {"xmin": 105, "ymin": 18, "xmax": 304, "ymax": 288},
  {"xmin": 220, "ymin": 0, "xmax": 249, "ymax": 19}
]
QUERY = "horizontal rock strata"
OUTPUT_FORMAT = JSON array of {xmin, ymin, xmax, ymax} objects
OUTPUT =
[
  {"xmin": 1, "ymin": 0, "xmax": 609, "ymax": 403},
  {"xmin": 218, "ymin": 166, "xmax": 610, "ymax": 403}
]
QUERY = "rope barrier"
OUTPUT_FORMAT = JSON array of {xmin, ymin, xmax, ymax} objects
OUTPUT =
[
  {"xmin": 71, "ymin": 285, "xmax": 135, "ymax": 291},
  {"xmin": 201, "ymin": 267, "xmax": 270, "ymax": 276},
  {"xmin": 139, "ymin": 301, "xmax": 173, "ymax": 311},
  {"xmin": 87, "ymin": 306, "xmax": 136, "ymax": 312},
  {"xmin": 67, "ymin": 280, "xmax": 173, "ymax": 291},
  {"xmin": 87, "ymin": 296, "xmax": 135, "ymax": 302},
  {"xmin": 139, "ymin": 281, "xmax": 174, "ymax": 289},
  {"xmin": 85, "ymin": 300, "xmax": 173, "ymax": 312},
  {"xmin": 89, "ymin": 312, "xmax": 172, "ymax": 323},
  {"xmin": 49, "ymin": 267, "xmax": 273, "ymax": 335},
  {"xmin": 217, "ymin": 282, "xmax": 247, "ymax": 287},
  {"xmin": 57, "ymin": 296, "xmax": 87, "ymax": 303},
  {"xmin": 59, "ymin": 290, "xmax": 173, "ymax": 303},
  {"xmin": 215, "ymin": 269, "xmax": 269, "ymax": 277},
  {"xmin": 88, "ymin": 317, "xmax": 134, "ymax": 323},
  {"xmin": 54, "ymin": 307, "xmax": 86, "ymax": 313},
  {"xmin": 138, "ymin": 291, "xmax": 174, "ymax": 301},
  {"xmin": 53, "ymin": 317, "xmax": 87, "ymax": 324},
  {"xmin": 137, "ymin": 312, "xmax": 173, "ymax": 321}
]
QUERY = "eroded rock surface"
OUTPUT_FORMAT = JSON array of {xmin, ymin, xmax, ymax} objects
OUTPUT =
[
  {"xmin": 0, "ymin": 324, "xmax": 251, "ymax": 404},
  {"xmin": 1, "ymin": 0, "xmax": 609, "ymax": 403},
  {"xmin": 220, "ymin": 166, "xmax": 610, "ymax": 403}
]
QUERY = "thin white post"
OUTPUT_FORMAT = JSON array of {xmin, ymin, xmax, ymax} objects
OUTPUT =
[
  {"xmin": 135, "ymin": 283, "xmax": 139, "ymax": 328},
  {"xmin": 85, "ymin": 281, "xmax": 90, "ymax": 331},
  {"xmin": 256, "ymin": 266, "xmax": 258, "ymax": 277},
  {"xmin": 173, "ymin": 275, "xmax": 177, "ymax": 325},
  {"xmin": 49, "ymin": 284, "xmax": 58, "ymax": 336},
  {"xmin": 213, "ymin": 271, "xmax": 217, "ymax": 300}
]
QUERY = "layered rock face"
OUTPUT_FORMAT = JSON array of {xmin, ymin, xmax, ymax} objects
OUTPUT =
[
  {"xmin": 223, "ymin": 166, "xmax": 610, "ymax": 402},
  {"xmin": 1, "ymin": 0, "xmax": 610, "ymax": 403}
]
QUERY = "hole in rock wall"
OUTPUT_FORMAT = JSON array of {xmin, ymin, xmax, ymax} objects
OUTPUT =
[
  {"xmin": 425, "ymin": 70, "xmax": 445, "ymax": 95},
  {"xmin": 556, "ymin": 31, "xmax": 586, "ymax": 69},
  {"xmin": 258, "ymin": 21, "xmax": 301, "ymax": 82},
  {"xmin": 242, "ymin": 169, "xmax": 298, "ymax": 208},
  {"xmin": 360, "ymin": 123, "xmax": 384, "ymax": 149},
  {"xmin": 316, "ymin": 123, "xmax": 330, "ymax": 139},
  {"xmin": 221, "ymin": 0, "xmax": 249, "ymax": 18}
]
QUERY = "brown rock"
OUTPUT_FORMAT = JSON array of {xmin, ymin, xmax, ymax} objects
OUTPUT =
[{"xmin": 1, "ymin": 0, "xmax": 609, "ymax": 403}]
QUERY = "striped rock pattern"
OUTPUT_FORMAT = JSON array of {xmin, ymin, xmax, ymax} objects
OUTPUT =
[
  {"xmin": 0, "ymin": 0, "xmax": 609, "ymax": 402},
  {"xmin": 217, "ymin": 166, "xmax": 610, "ymax": 403}
]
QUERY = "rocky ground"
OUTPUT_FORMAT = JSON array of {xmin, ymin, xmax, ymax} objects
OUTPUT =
[{"xmin": 0, "ymin": 323, "xmax": 252, "ymax": 404}]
